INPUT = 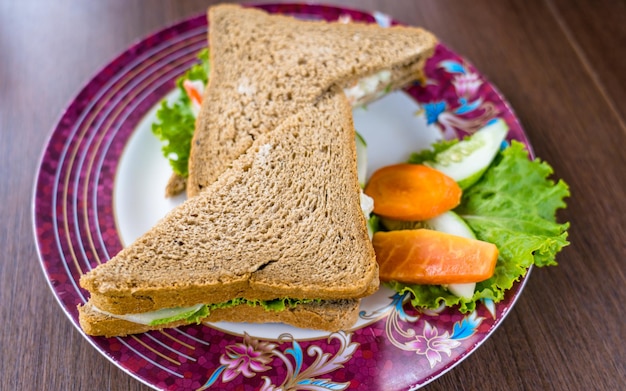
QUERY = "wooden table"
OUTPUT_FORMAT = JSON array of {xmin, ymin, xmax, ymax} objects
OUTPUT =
[{"xmin": 2, "ymin": 0, "xmax": 624, "ymax": 390}]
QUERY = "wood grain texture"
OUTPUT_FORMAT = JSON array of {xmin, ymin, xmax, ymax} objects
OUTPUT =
[
  {"xmin": 1, "ymin": 0, "xmax": 624, "ymax": 390},
  {"xmin": 547, "ymin": 0, "xmax": 626, "ymax": 127}
]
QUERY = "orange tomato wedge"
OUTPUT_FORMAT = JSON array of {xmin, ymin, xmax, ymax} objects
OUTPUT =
[
  {"xmin": 183, "ymin": 79, "xmax": 204, "ymax": 106},
  {"xmin": 364, "ymin": 164, "xmax": 462, "ymax": 221},
  {"xmin": 372, "ymin": 229, "xmax": 498, "ymax": 284}
]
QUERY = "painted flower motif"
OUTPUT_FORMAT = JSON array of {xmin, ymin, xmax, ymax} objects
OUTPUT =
[
  {"xmin": 420, "ymin": 302, "xmax": 448, "ymax": 317},
  {"xmin": 259, "ymin": 377, "xmax": 282, "ymax": 391},
  {"xmin": 424, "ymin": 101, "xmax": 447, "ymax": 125},
  {"xmin": 422, "ymin": 96, "xmax": 497, "ymax": 139},
  {"xmin": 219, "ymin": 333, "xmax": 277, "ymax": 382},
  {"xmin": 404, "ymin": 322, "xmax": 461, "ymax": 368},
  {"xmin": 482, "ymin": 298, "xmax": 497, "ymax": 319},
  {"xmin": 452, "ymin": 72, "xmax": 482, "ymax": 98},
  {"xmin": 200, "ymin": 332, "xmax": 357, "ymax": 390}
]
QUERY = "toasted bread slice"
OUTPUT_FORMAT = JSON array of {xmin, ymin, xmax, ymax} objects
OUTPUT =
[
  {"xmin": 78, "ymin": 299, "xmax": 360, "ymax": 337},
  {"xmin": 80, "ymin": 90, "xmax": 377, "ymax": 318},
  {"xmin": 187, "ymin": 4, "xmax": 437, "ymax": 196}
]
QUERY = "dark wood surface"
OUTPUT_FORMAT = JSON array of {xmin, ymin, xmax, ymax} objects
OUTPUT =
[{"xmin": 1, "ymin": 0, "xmax": 624, "ymax": 390}]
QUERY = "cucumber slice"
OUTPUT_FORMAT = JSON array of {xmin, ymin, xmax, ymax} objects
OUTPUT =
[
  {"xmin": 355, "ymin": 132, "xmax": 368, "ymax": 187},
  {"xmin": 427, "ymin": 211, "xmax": 477, "ymax": 299},
  {"xmin": 426, "ymin": 119, "xmax": 508, "ymax": 189},
  {"xmin": 445, "ymin": 283, "xmax": 476, "ymax": 300},
  {"xmin": 92, "ymin": 303, "xmax": 205, "ymax": 326},
  {"xmin": 426, "ymin": 211, "xmax": 476, "ymax": 239}
]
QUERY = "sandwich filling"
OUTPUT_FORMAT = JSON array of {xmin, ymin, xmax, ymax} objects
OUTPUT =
[
  {"xmin": 343, "ymin": 70, "xmax": 392, "ymax": 106},
  {"xmin": 90, "ymin": 298, "xmax": 319, "ymax": 326}
]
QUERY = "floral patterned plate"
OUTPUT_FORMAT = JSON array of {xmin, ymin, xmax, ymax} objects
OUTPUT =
[{"xmin": 34, "ymin": 3, "xmax": 530, "ymax": 390}]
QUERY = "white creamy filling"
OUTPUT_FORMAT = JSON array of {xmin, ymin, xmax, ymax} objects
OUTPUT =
[
  {"xmin": 360, "ymin": 190, "xmax": 375, "ymax": 239},
  {"xmin": 343, "ymin": 70, "xmax": 392, "ymax": 106},
  {"xmin": 360, "ymin": 190, "xmax": 374, "ymax": 218}
]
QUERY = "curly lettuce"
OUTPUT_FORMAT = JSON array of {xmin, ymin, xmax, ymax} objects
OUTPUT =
[
  {"xmin": 151, "ymin": 49, "xmax": 209, "ymax": 177},
  {"xmin": 148, "ymin": 297, "xmax": 317, "ymax": 326},
  {"xmin": 388, "ymin": 141, "xmax": 570, "ymax": 312}
]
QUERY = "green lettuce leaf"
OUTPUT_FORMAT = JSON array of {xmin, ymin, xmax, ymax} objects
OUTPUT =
[
  {"xmin": 148, "ymin": 297, "xmax": 316, "ymax": 326},
  {"xmin": 249, "ymin": 298, "xmax": 317, "ymax": 311},
  {"xmin": 368, "ymin": 214, "xmax": 381, "ymax": 236},
  {"xmin": 386, "ymin": 281, "xmax": 500, "ymax": 313},
  {"xmin": 151, "ymin": 100, "xmax": 196, "ymax": 176},
  {"xmin": 457, "ymin": 141, "xmax": 570, "ymax": 267},
  {"xmin": 179, "ymin": 48, "xmax": 209, "ymax": 87},
  {"xmin": 151, "ymin": 49, "xmax": 209, "ymax": 177},
  {"xmin": 149, "ymin": 304, "xmax": 210, "ymax": 326},
  {"xmin": 391, "ymin": 141, "xmax": 570, "ymax": 312}
]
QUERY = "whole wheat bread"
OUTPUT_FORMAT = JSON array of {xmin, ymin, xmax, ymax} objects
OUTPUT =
[
  {"xmin": 79, "ymin": 90, "xmax": 377, "ymax": 320},
  {"xmin": 187, "ymin": 4, "xmax": 437, "ymax": 196}
]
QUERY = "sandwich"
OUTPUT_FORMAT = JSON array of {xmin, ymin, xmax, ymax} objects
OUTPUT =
[
  {"xmin": 78, "ymin": 4, "xmax": 438, "ymax": 337},
  {"xmin": 186, "ymin": 4, "xmax": 437, "ymax": 197},
  {"xmin": 78, "ymin": 89, "xmax": 378, "ymax": 337}
]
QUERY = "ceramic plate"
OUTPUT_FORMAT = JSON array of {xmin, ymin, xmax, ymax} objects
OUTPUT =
[{"xmin": 34, "ymin": 3, "xmax": 530, "ymax": 390}]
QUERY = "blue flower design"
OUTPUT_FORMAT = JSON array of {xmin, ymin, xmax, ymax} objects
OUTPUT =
[
  {"xmin": 391, "ymin": 292, "xmax": 419, "ymax": 322},
  {"xmin": 451, "ymin": 312, "xmax": 484, "ymax": 340},
  {"xmin": 439, "ymin": 60, "xmax": 467, "ymax": 74},
  {"xmin": 423, "ymin": 101, "xmax": 447, "ymax": 125},
  {"xmin": 454, "ymin": 97, "xmax": 483, "ymax": 115}
]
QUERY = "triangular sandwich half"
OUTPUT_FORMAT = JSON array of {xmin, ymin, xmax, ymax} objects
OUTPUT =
[
  {"xmin": 186, "ymin": 4, "xmax": 437, "ymax": 196},
  {"xmin": 78, "ymin": 89, "xmax": 377, "ymax": 337}
]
